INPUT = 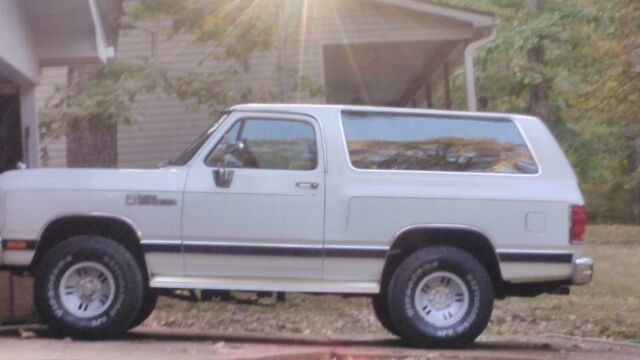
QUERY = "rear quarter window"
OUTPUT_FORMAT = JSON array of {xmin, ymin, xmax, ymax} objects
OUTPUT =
[{"xmin": 341, "ymin": 111, "xmax": 539, "ymax": 174}]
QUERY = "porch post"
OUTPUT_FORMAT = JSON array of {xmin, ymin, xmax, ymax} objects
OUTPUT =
[
  {"xmin": 425, "ymin": 83, "xmax": 433, "ymax": 109},
  {"xmin": 464, "ymin": 29, "xmax": 498, "ymax": 112},
  {"xmin": 464, "ymin": 49, "xmax": 478, "ymax": 112},
  {"xmin": 19, "ymin": 85, "xmax": 39, "ymax": 168},
  {"xmin": 443, "ymin": 62, "xmax": 452, "ymax": 110}
]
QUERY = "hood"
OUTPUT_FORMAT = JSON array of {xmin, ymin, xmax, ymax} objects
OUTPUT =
[{"xmin": 0, "ymin": 167, "xmax": 188, "ymax": 193}]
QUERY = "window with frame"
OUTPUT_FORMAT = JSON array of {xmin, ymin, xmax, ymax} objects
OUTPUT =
[
  {"xmin": 342, "ymin": 111, "xmax": 539, "ymax": 174},
  {"xmin": 206, "ymin": 118, "xmax": 318, "ymax": 171}
]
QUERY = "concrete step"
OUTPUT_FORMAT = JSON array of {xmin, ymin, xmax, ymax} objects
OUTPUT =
[{"xmin": 0, "ymin": 271, "xmax": 37, "ymax": 325}]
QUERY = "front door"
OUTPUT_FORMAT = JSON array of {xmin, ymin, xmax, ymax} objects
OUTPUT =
[
  {"xmin": 0, "ymin": 92, "xmax": 22, "ymax": 173},
  {"xmin": 182, "ymin": 112, "xmax": 325, "ymax": 280}
]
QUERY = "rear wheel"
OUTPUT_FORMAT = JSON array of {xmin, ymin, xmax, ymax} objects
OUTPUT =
[
  {"xmin": 387, "ymin": 246, "xmax": 494, "ymax": 348},
  {"xmin": 34, "ymin": 235, "xmax": 144, "ymax": 339},
  {"xmin": 129, "ymin": 290, "xmax": 159, "ymax": 329}
]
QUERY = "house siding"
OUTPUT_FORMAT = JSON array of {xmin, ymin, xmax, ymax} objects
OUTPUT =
[
  {"xmin": 36, "ymin": 66, "xmax": 68, "ymax": 168},
  {"xmin": 42, "ymin": 0, "xmax": 476, "ymax": 168}
]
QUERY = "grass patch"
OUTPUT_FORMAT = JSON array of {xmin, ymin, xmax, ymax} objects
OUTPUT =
[
  {"xmin": 148, "ymin": 225, "xmax": 640, "ymax": 340},
  {"xmin": 487, "ymin": 241, "xmax": 640, "ymax": 339},
  {"xmin": 586, "ymin": 224, "xmax": 640, "ymax": 245}
]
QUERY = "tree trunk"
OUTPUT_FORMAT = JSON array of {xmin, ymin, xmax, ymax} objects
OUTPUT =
[
  {"xmin": 526, "ymin": 0, "xmax": 550, "ymax": 122},
  {"xmin": 66, "ymin": 64, "xmax": 118, "ymax": 168},
  {"xmin": 527, "ymin": 0, "xmax": 542, "ymax": 11},
  {"xmin": 627, "ymin": 135, "xmax": 640, "ymax": 222},
  {"xmin": 528, "ymin": 44, "xmax": 550, "ymax": 122},
  {"xmin": 66, "ymin": 117, "xmax": 118, "ymax": 168},
  {"xmin": 65, "ymin": 0, "xmax": 123, "ymax": 168}
]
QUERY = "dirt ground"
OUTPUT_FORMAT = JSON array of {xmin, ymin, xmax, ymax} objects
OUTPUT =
[
  {"xmin": 1, "ymin": 326, "xmax": 640, "ymax": 360},
  {"xmin": 143, "ymin": 226, "xmax": 640, "ymax": 341}
]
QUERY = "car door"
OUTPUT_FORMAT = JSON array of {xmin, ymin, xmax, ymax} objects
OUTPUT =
[{"xmin": 182, "ymin": 112, "xmax": 325, "ymax": 280}]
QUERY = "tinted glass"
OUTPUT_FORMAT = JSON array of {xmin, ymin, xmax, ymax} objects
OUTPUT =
[
  {"xmin": 342, "ymin": 111, "xmax": 538, "ymax": 174},
  {"xmin": 207, "ymin": 119, "xmax": 318, "ymax": 170}
]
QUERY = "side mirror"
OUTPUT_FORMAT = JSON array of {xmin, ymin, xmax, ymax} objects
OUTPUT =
[{"xmin": 213, "ymin": 168, "xmax": 234, "ymax": 188}]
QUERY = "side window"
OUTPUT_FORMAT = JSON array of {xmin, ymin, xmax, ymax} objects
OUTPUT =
[
  {"xmin": 342, "ymin": 111, "xmax": 539, "ymax": 174},
  {"xmin": 206, "ymin": 118, "xmax": 318, "ymax": 171}
]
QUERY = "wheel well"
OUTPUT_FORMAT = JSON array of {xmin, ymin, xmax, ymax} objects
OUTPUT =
[
  {"xmin": 380, "ymin": 228, "xmax": 504, "ymax": 295},
  {"xmin": 31, "ymin": 216, "xmax": 147, "ymax": 276}
]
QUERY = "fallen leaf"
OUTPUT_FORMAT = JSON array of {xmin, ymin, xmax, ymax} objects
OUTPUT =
[{"xmin": 18, "ymin": 329, "xmax": 36, "ymax": 339}]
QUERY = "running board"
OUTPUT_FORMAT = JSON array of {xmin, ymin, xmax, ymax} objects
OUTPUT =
[{"xmin": 150, "ymin": 276, "xmax": 380, "ymax": 294}]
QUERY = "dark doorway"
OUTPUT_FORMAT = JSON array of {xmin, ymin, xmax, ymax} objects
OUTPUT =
[
  {"xmin": 0, "ymin": 91, "xmax": 23, "ymax": 174},
  {"xmin": 322, "ymin": 40, "xmax": 457, "ymax": 107}
]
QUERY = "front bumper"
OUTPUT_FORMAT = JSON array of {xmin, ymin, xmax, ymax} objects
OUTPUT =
[{"xmin": 571, "ymin": 257, "xmax": 594, "ymax": 285}]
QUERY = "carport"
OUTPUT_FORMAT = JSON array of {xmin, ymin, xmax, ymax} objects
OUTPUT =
[
  {"xmin": 0, "ymin": 0, "xmax": 118, "ymax": 324},
  {"xmin": 0, "ymin": 0, "xmax": 115, "ymax": 172},
  {"xmin": 320, "ymin": 0, "xmax": 496, "ymax": 111}
]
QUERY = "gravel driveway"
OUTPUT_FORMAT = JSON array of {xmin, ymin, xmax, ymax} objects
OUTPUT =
[{"xmin": 1, "ymin": 326, "xmax": 640, "ymax": 360}]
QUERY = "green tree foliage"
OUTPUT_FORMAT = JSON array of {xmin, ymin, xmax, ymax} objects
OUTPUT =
[
  {"xmin": 436, "ymin": 0, "xmax": 640, "ymax": 222},
  {"xmin": 40, "ymin": 0, "xmax": 322, "ymax": 162},
  {"xmin": 41, "ymin": 0, "xmax": 639, "ymax": 222},
  {"xmin": 39, "ymin": 61, "xmax": 169, "ymax": 164}
]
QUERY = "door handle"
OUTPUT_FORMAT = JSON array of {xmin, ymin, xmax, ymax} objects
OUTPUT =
[{"xmin": 296, "ymin": 182, "xmax": 319, "ymax": 189}]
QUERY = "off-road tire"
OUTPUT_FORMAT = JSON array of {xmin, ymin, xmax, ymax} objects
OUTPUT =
[
  {"xmin": 387, "ymin": 246, "xmax": 494, "ymax": 348},
  {"xmin": 129, "ymin": 290, "xmax": 159, "ymax": 329},
  {"xmin": 34, "ymin": 235, "xmax": 144, "ymax": 339}
]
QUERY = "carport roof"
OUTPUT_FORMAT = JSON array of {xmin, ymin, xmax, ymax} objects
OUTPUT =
[
  {"xmin": 374, "ymin": 0, "xmax": 496, "ymax": 28},
  {"xmin": 24, "ymin": 0, "xmax": 117, "ymax": 66},
  {"xmin": 0, "ymin": 0, "xmax": 119, "ymax": 85}
]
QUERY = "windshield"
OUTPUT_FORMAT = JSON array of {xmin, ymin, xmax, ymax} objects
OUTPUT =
[{"xmin": 168, "ymin": 114, "xmax": 228, "ymax": 166}]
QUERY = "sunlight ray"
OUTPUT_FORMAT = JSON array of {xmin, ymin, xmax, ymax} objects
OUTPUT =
[
  {"xmin": 210, "ymin": 0, "xmax": 263, "ymax": 47},
  {"xmin": 326, "ymin": 0, "xmax": 370, "ymax": 105},
  {"xmin": 296, "ymin": 0, "xmax": 310, "ymax": 102}
]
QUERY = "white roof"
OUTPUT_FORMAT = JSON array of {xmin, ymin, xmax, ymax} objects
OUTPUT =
[
  {"xmin": 373, "ymin": 0, "xmax": 496, "ymax": 28},
  {"xmin": 230, "ymin": 104, "xmax": 532, "ymax": 121}
]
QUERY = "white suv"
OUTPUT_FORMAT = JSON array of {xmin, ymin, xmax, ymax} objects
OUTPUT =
[{"xmin": 0, "ymin": 104, "xmax": 593, "ymax": 346}]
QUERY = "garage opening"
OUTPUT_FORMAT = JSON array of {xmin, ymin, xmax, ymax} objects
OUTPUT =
[
  {"xmin": 0, "ymin": 85, "xmax": 22, "ymax": 174},
  {"xmin": 323, "ymin": 40, "xmax": 460, "ymax": 108}
]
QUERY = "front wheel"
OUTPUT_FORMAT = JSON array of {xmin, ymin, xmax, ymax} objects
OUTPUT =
[
  {"xmin": 371, "ymin": 293, "xmax": 399, "ymax": 336},
  {"xmin": 34, "ymin": 236, "xmax": 144, "ymax": 339},
  {"xmin": 387, "ymin": 246, "xmax": 494, "ymax": 348}
]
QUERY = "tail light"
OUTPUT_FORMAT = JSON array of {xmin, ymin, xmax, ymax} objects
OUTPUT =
[{"xmin": 570, "ymin": 205, "xmax": 586, "ymax": 244}]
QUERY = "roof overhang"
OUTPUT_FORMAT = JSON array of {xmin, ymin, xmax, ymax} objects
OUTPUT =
[
  {"xmin": 323, "ymin": 0, "xmax": 497, "ymax": 107},
  {"xmin": 24, "ymin": 0, "xmax": 116, "ymax": 67},
  {"xmin": 373, "ymin": 0, "xmax": 497, "ymax": 29}
]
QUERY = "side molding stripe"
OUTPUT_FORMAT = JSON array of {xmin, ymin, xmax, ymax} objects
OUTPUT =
[
  {"xmin": 141, "ymin": 240, "xmax": 182, "ymax": 253},
  {"xmin": 141, "ymin": 240, "xmax": 389, "ymax": 259},
  {"xmin": 183, "ymin": 243, "xmax": 321, "ymax": 257},
  {"xmin": 497, "ymin": 251, "xmax": 573, "ymax": 263},
  {"xmin": 324, "ymin": 246, "xmax": 388, "ymax": 258}
]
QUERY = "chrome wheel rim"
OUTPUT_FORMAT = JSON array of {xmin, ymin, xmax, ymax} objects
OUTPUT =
[
  {"xmin": 59, "ymin": 261, "xmax": 116, "ymax": 318},
  {"xmin": 414, "ymin": 271, "xmax": 470, "ymax": 327}
]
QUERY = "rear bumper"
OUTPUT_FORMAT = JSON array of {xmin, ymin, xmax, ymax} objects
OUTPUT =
[{"xmin": 571, "ymin": 257, "xmax": 594, "ymax": 285}]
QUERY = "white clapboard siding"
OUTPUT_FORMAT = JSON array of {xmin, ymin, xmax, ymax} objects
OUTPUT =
[
  {"xmin": 117, "ymin": 0, "xmax": 472, "ymax": 168},
  {"xmin": 39, "ymin": 0, "xmax": 477, "ymax": 169}
]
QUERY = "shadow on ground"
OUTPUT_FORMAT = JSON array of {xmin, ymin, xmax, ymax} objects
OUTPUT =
[{"xmin": 1, "ymin": 325, "xmax": 640, "ymax": 360}]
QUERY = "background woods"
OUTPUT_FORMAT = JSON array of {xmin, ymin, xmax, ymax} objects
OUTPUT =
[
  {"xmin": 435, "ymin": 0, "xmax": 640, "ymax": 223},
  {"xmin": 40, "ymin": 0, "xmax": 640, "ymax": 223}
]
